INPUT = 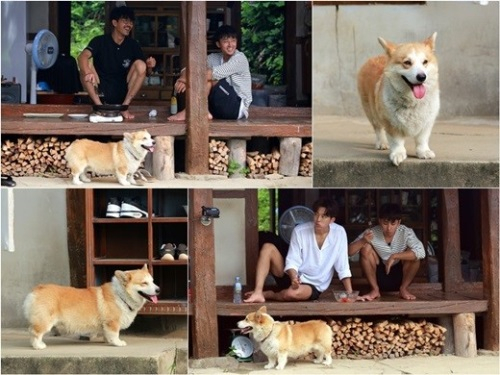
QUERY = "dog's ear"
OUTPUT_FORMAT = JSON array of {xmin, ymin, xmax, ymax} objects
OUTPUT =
[
  {"xmin": 378, "ymin": 37, "xmax": 396, "ymax": 56},
  {"xmin": 424, "ymin": 32, "xmax": 437, "ymax": 52},
  {"xmin": 123, "ymin": 132, "xmax": 132, "ymax": 141},
  {"xmin": 258, "ymin": 306, "xmax": 267, "ymax": 314},
  {"xmin": 115, "ymin": 270, "xmax": 131, "ymax": 284},
  {"xmin": 142, "ymin": 263, "xmax": 149, "ymax": 272}
]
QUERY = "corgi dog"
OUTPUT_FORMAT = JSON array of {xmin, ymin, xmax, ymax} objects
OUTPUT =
[
  {"xmin": 23, "ymin": 264, "xmax": 160, "ymax": 349},
  {"xmin": 237, "ymin": 306, "xmax": 333, "ymax": 370},
  {"xmin": 358, "ymin": 33, "xmax": 439, "ymax": 166},
  {"xmin": 65, "ymin": 130, "xmax": 155, "ymax": 185}
]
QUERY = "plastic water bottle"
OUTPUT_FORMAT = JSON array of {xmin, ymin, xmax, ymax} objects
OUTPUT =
[
  {"xmin": 233, "ymin": 276, "xmax": 242, "ymax": 304},
  {"xmin": 170, "ymin": 91, "xmax": 178, "ymax": 115}
]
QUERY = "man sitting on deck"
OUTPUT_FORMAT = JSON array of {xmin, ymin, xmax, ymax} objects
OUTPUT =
[
  {"xmin": 77, "ymin": 6, "xmax": 156, "ymax": 119},
  {"xmin": 348, "ymin": 203, "xmax": 426, "ymax": 301},
  {"xmin": 244, "ymin": 197, "xmax": 355, "ymax": 303},
  {"xmin": 168, "ymin": 25, "xmax": 252, "ymax": 121}
]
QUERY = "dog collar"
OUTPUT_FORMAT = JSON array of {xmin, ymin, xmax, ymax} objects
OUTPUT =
[
  {"xmin": 118, "ymin": 295, "xmax": 135, "ymax": 312},
  {"xmin": 124, "ymin": 141, "xmax": 142, "ymax": 162},
  {"xmin": 259, "ymin": 325, "xmax": 274, "ymax": 344}
]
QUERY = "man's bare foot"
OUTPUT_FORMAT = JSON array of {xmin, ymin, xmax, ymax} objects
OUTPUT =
[
  {"xmin": 168, "ymin": 110, "xmax": 186, "ymax": 121},
  {"xmin": 243, "ymin": 291, "xmax": 266, "ymax": 303},
  {"xmin": 360, "ymin": 289, "xmax": 380, "ymax": 301},
  {"xmin": 121, "ymin": 110, "xmax": 135, "ymax": 119},
  {"xmin": 399, "ymin": 288, "xmax": 416, "ymax": 300},
  {"xmin": 168, "ymin": 109, "xmax": 213, "ymax": 121}
]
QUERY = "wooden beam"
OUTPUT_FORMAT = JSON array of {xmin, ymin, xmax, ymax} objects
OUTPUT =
[
  {"xmin": 66, "ymin": 189, "xmax": 87, "ymax": 288},
  {"xmin": 185, "ymin": 2, "xmax": 209, "ymax": 174},
  {"xmin": 441, "ymin": 190, "xmax": 462, "ymax": 292},
  {"xmin": 245, "ymin": 190, "xmax": 259, "ymax": 290},
  {"xmin": 189, "ymin": 189, "xmax": 218, "ymax": 358},
  {"xmin": 481, "ymin": 189, "xmax": 499, "ymax": 351}
]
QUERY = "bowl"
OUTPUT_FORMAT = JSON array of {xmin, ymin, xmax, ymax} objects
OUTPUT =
[{"xmin": 333, "ymin": 290, "xmax": 359, "ymax": 303}]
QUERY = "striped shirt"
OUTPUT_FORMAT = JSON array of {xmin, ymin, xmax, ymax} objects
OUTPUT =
[
  {"xmin": 354, "ymin": 224, "xmax": 426, "ymax": 262},
  {"xmin": 208, "ymin": 50, "xmax": 253, "ymax": 117},
  {"xmin": 285, "ymin": 222, "xmax": 352, "ymax": 292}
]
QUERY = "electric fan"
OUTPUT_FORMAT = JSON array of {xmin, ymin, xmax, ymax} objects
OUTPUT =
[
  {"xmin": 25, "ymin": 29, "xmax": 59, "ymax": 104},
  {"xmin": 278, "ymin": 206, "xmax": 315, "ymax": 244}
]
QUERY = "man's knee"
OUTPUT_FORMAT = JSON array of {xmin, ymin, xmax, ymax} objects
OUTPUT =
[
  {"xmin": 260, "ymin": 242, "xmax": 279, "ymax": 255},
  {"xmin": 130, "ymin": 59, "xmax": 147, "ymax": 75}
]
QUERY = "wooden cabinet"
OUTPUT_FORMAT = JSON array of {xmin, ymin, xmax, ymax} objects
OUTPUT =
[
  {"xmin": 84, "ymin": 188, "xmax": 188, "ymax": 315},
  {"xmin": 129, "ymin": 4, "xmax": 181, "ymax": 101}
]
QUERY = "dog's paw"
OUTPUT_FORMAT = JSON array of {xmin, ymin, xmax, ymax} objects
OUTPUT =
[
  {"xmin": 118, "ymin": 179, "xmax": 131, "ymax": 186},
  {"xmin": 390, "ymin": 150, "xmax": 407, "ymax": 166},
  {"xmin": 32, "ymin": 341, "xmax": 47, "ymax": 350},
  {"xmin": 264, "ymin": 364, "xmax": 274, "ymax": 370},
  {"xmin": 416, "ymin": 148, "xmax": 435, "ymax": 160},
  {"xmin": 111, "ymin": 339, "xmax": 127, "ymax": 347},
  {"xmin": 375, "ymin": 141, "xmax": 389, "ymax": 150},
  {"xmin": 72, "ymin": 178, "xmax": 84, "ymax": 185}
]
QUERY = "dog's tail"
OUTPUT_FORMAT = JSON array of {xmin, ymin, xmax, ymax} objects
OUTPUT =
[{"xmin": 22, "ymin": 292, "xmax": 35, "ymax": 322}]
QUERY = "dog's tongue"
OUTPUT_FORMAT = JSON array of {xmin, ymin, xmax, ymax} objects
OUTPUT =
[
  {"xmin": 151, "ymin": 295, "xmax": 158, "ymax": 304},
  {"xmin": 412, "ymin": 84, "xmax": 426, "ymax": 99}
]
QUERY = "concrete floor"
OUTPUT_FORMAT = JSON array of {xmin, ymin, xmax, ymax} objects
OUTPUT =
[
  {"xmin": 4, "ymin": 174, "xmax": 312, "ymax": 189},
  {"xmin": 1, "ymin": 328, "xmax": 188, "ymax": 374},
  {"xmin": 189, "ymin": 351, "xmax": 499, "ymax": 374},
  {"xmin": 313, "ymin": 116, "xmax": 499, "ymax": 187}
]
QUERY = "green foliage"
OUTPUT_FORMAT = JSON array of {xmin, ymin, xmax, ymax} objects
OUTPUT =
[
  {"xmin": 258, "ymin": 189, "xmax": 271, "ymax": 232},
  {"xmin": 70, "ymin": 1, "xmax": 105, "ymax": 59},
  {"xmin": 241, "ymin": 1, "xmax": 285, "ymax": 86},
  {"xmin": 228, "ymin": 159, "xmax": 250, "ymax": 177}
]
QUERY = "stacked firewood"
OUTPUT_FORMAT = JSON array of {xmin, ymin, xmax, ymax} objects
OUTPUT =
[
  {"xmin": 328, "ymin": 318, "xmax": 446, "ymax": 359},
  {"xmin": 208, "ymin": 139, "xmax": 230, "ymax": 176},
  {"xmin": 292, "ymin": 318, "xmax": 446, "ymax": 360},
  {"xmin": 299, "ymin": 142, "xmax": 312, "ymax": 177},
  {"xmin": 246, "ymin": 149, "xmax": 280, "ymax": 175},
  {"xmin": 1, "ymin": 137, "xmax": 71, "ymax": 177}
]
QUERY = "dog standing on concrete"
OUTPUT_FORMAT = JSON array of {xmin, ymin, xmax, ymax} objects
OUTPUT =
[{"xmin": 358, "ymin": 33, "xmax": 440, "ymax": 166}]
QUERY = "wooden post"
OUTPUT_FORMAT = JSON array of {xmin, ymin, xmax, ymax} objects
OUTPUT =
[
  {"xmin": 438, "ymin": 316, "xmax": 455, "ymax": 355},
  {"xmin": 453, "ymin": 313, "xmax": 477, "ymax": 357},
  {"xmin": 185, "ymin": 2, "xmax": 209, "ymax": 174},
  {"xmin": 245, "ymin": 190, "xmax": 259, "ymax": 290},
  {"xmin": 152, "ymin": 136, "xmax": 175, "ymax": 180},
  {"xmin": 279, "ymin": 137, "xmax": 301, "ymax": 176},
  {"xmin": 441, "ymin": 190, "xmax": 462, "ymax": 292},
  {"xmin": 481, "ymin": 189, "xmax": 499, "ymax": 351},
  {"xmin": 189, "ymin": 189, "xmax": 218, "ymax": 358},
  {"xmin": 228, "ymin": 139, "xmax": 246, "ymax": 178}
]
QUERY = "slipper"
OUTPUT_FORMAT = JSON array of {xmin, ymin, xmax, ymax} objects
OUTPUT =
[
  {"xmin": 159, "ymin": 243, "xmax": 176, "ymax": 261},
  {"xmin": 177, "ymin": 243, "xmax": 188, "ymax": 260},
  {"xmin": 1, "ymin": 175, "xmax": 16, "ymax": 187}
]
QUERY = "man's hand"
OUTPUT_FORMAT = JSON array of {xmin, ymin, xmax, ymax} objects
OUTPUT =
[
  {"xmin": 83, "ymin": 72, "xmax": 97, "ymax": 85},
  {"xmin": 174, "ymin": 79, "xmax": 187, "ymax": 94},
  {"xmin": 385, "ymin": 255, "xmax": 397, "ymax": 275},
  {"xmin": 363, "ymin": 229, "xmax": 374, "ymax": 244},
  {"xmin": 291, "ymin": 275, "xmax": 301, "ymax": 290},
  {"xmin": 146, "ymin": 56, "xmax": 156, "ymax": 69}
]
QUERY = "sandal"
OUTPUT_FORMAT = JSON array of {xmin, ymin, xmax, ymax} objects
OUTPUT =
[
  {"xmin": 1, "ymin": 175, "xmax": 16, "ymax": 187},
  {"xmin": 159, "ymin": 243, "xmax": 176, "ymax": 261},
  {"xmin": 177, "ymin": 243, "xmax": 188, "ymax": 260}
]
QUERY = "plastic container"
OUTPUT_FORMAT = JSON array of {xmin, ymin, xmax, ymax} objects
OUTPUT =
[
  {"xmin": 170, "ymin": 92, "xmax": 178, "ymax": 115},
  {"xmin": 233, "ymin": 276, "xmax": 242, "ymax": 304}
]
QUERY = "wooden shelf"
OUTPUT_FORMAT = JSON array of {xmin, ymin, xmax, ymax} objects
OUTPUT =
[{"xmin": 85, "ymin": 188, "xmax": 189, "ymax": 316}]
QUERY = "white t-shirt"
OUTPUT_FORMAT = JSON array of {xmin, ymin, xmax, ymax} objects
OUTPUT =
[{"xmin": 285, "ymin": 222, "xmax": 352, "ymax": 292}]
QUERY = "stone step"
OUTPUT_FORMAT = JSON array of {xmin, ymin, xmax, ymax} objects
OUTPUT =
[{"xmin": 1, "ymin": 329, "xmax": 188, "ymax": 374}]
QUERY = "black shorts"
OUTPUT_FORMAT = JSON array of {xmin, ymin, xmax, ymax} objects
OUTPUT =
[
  {"xmin": 208, "ymin": 79, "xmax": 241, "ymax": 119},
  {"xmin": 376, "ymin": 260, "xmax": 403, "ymax": 292},
  {"xmin": 272, "ymin": 274, "xmax": 321, "ymax": 301},
  {"xmin": 99, "ymin": 78, "xmax": 127, "ymax": 105}
]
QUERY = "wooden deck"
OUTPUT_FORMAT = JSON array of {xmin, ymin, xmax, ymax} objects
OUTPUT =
[
  {"xmin": 1, "ymin": 104, "xmax": 311, "ymax": 138},
  {"xmin": 216, "ymin": 287, "xmax": 489, "ymax": 317}
]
